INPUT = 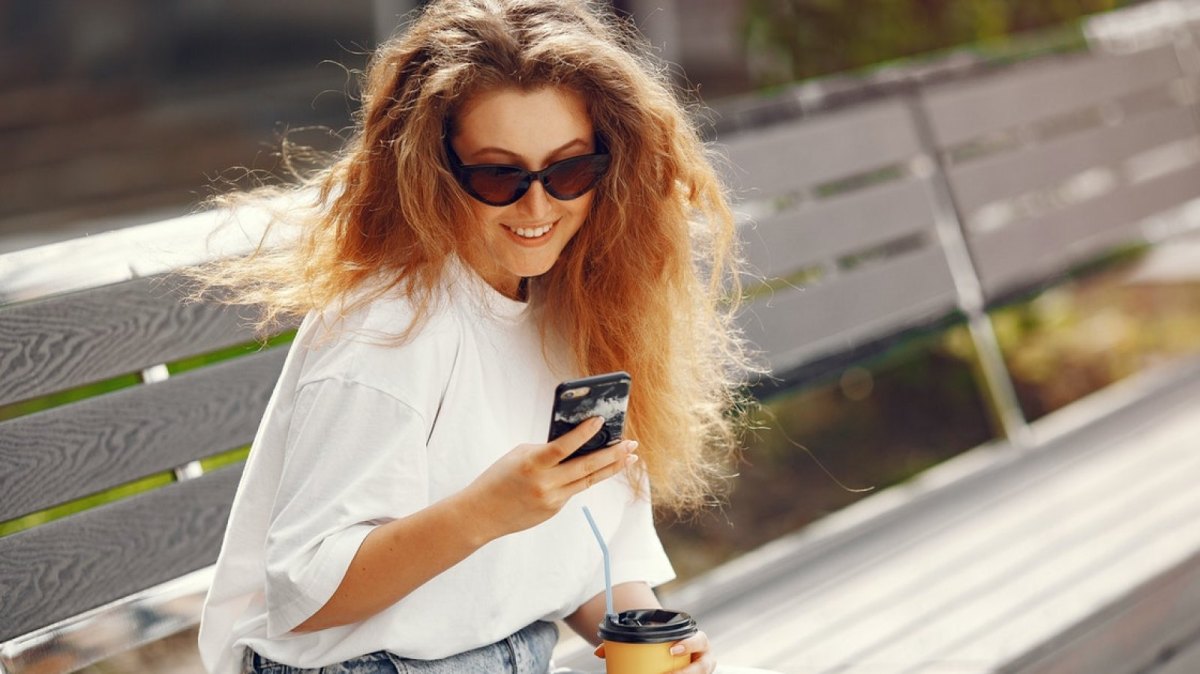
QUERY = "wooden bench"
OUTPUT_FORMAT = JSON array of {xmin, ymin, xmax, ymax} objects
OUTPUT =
[
  {"xmin": 0, "ymin": 210, "xmax": 289, "ymax": 673},
  {"xmin": 4, "ymin": 11, "xmax": 1200, "ymax": 673}
]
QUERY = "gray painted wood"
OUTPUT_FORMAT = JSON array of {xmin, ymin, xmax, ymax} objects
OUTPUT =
[
  {"xmin": 0, "ymin": 275, "xmax": 270, "ymax": 408},
  {"xmin": 922, "ymin": 46, "xmax": 1182, "ymax": 148},
  {"xmin": 1147, "ymin": 632, "xmax": 1200, "ymax": 674},
  {"xmin": 1004, "ymin": 551, "xmax": 1200, "ymax": 674},
  {"xmin": 947, "ymin": 104, "xmax": 1197, "ymax": 213},
  {"xmin": 718, "ymin": 99, "xmax": 922, "ymax": 198},
  {"xmin": 1060, "ymin": 163, "xmax": 1200, "ymax": 253},
  {"xmin": 0, "ymin": 465, "xmax": 242, "ymax": 643},
  {"xmin": 848, "ymin": 456, "xmax": 1200, "ymax": 671},
  {"xmin": 0, "ymin": 204, "xmax": 286, "ymax": 304},
  {"xmin": 741, "ymin": 246, "xmax": 959, "ymax": 373},
  {"xmin": 641, "ymin": 360, "xmax": 1200, "ymax": 673},
  {"xmin": 740, "ymin": 177, "xmax": 940, "ymax": 278},
  {"xmin": 971, "ymin": 163, "xmax": 1200, "ymax": 297},
  {"xmin": 0, "ymin": 347, "xmax": 286, "ymax": 522},
  {"xmin": 967, "ymin": 223, "xmax": 1076, "ymax": 301},
  {"xmin": 719, "ymin": 100, "xmax": 960, "ymax": 376}
]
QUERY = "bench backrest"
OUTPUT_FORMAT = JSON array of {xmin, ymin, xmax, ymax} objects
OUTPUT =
[
  {"xmin": 0, "ymin": 212, "xmax": 287, "ymax": 673},
  {"xmin": 721, "ymin": 38, "xmax": 1200, "ymax": 390},
  {"xmin": 722, "ymin": 98, "xmax": 961, "ymax": 379},
  {"xmin": 919, "ymin": 44, "xmax": 1200, "ymax": 301}
]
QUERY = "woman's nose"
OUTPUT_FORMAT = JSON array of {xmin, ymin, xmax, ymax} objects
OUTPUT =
[{"xmin": 516, "ymin": 179, "xmax": 553, "ymax": 218}]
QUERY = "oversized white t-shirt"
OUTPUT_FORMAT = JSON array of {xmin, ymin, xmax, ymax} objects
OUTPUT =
[{"xmin": 197, "ymin": 262, "xmax": 675, "ymax": 674}]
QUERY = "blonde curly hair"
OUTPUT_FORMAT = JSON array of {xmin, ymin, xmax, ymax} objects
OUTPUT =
[{"xmin": 192, "ymin": 0, "xmax": 756, "ymax": 515}]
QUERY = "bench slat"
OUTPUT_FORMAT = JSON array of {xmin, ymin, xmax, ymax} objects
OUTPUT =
[
  {"xmin": 1059, "ymin": 162, "xmax": 1200, "ymax": 257},
  {"xmin": 922, "ymin": 46, "xmax": 1182, "ymax": 147},
  {"xmin": 836, "ymin": 455, "xmax": 1200, "ymax": 671},
  {"xmin": 0, "ymin": 275, "xmax": 268, "ymax": 408},
  {"xmin": 720, "ymin": 99, "xmax": 922, "ymax": 197},
  {"xmin": 741, "ymin": 246, "xmax": 959, "ymax": 374},
  {"xmin": 0, "ymin": 465, "xmax": 242, "ymax": 643},
  {"xmin": 0, "ymin": 347, "xmax": 286, "ymax": 522},
  {"xmin": 948, "ymin": 104, "xmax": 1197, "ymax": 213},
  {"xmin": 956, "ymin": 550, "xmax": 1200, "ymax": 673},
  {"xmin": 741, "ymin": 176, "xmax": 939, "ymax": 279},
  {"xmin": 970, "ymin": 163, "xmax": 1200, "ymax": 298},
  {"xmin": 676, "ymin": 366, "xmax": 1200, "ymax": 672}
]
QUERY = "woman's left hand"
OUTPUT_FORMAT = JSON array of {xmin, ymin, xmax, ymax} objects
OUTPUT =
[
  {"xmin": 670, "ymin": 630, "xmax": 715, "ymax": 673},
  {"xmin": 592, "ymin": 629, "xmax": 715, "ymax": 673}
]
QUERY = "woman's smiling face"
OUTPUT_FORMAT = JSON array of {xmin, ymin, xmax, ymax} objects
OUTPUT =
[{"xmin": 450, "ymin": 86, "xmax": 597, "ymax": 299}]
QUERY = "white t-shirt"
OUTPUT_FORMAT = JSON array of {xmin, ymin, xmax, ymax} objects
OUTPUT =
[{"xmin": 197, "ymin": 262, "xmax": 675, "ymax": 674}]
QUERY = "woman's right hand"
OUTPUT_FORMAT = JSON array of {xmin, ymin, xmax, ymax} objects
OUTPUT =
[{"xmin": 463, "ymin": 416, "xmax": 638, "ymax": 541}]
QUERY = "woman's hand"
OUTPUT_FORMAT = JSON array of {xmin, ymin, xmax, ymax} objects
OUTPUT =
[
  {"xmin": 293, "ymin": 420, "xmax": 633, "ymax": 633},
  {"xmin": 592, "ymin": 629, "xmax": 716, "ymax": 673},
  {"xmin": 463, "ymin": 416, "xmax": 638, "ymax": 541},
  {"xmin": 669, "ymin": 630, "xmax": 716, "ymax": 673}
]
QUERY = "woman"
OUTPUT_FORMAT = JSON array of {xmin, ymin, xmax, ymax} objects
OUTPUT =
[{"xmin": 196, "ymin": 1, "xmax": 752, "ymax": 672}]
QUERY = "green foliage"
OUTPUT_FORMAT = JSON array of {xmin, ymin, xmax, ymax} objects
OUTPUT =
[{"xmin": 743, "ymin": 0, "xmax": 1129, "ymax": 85}]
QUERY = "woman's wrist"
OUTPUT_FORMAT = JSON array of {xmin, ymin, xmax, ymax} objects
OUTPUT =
[{"xmin": 448, "ymin": 485, "xmax": 503, "ymax": 548}]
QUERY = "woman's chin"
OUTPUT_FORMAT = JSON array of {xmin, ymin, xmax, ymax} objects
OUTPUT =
[{"xmin": 505, "ymin": 253, "xmax": 561, "ymax": 280}]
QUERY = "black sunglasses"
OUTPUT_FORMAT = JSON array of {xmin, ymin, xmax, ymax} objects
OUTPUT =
[{"xmin": 445, "ymin": 138, "xmax": 611, "ymax": 207}]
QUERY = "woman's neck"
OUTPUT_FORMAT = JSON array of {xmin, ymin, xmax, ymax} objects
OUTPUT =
[
  {"xmin": 482, "ymin": 268, "xmax": 527, "ymax": 302},
  {"xmin": 509, "ymin": 277, "xmax": 529, "ymax": 302}
]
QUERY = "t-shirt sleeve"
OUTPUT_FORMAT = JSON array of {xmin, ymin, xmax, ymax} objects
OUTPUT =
[
  {"xmin": 605, "ymin": 475, "xmax": 676, "ymax": 591},
  {"xmin": 263, "ymin": 377, "xmax": 430, "ymax": 637}
]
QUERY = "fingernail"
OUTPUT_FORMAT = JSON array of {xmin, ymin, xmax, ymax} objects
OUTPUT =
[
  {"xmin": 626, "ymin": 454, "xmax": 639, "ymax": 465},
  {"xmin": 670, "ymin": 644, "xmax": 685, "ymax": 655},
  {"xmin": 627, "ymin": 440, "xmax": 639, "ymax": 451},
  {"xmin": 592, "ymin": 416, "xmax": 606, "ymax": 428}
]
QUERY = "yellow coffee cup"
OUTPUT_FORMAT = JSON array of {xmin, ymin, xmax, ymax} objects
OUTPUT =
[{"xmin": 599, "ymin": 609, "xmax": 697, "ymax": 674}]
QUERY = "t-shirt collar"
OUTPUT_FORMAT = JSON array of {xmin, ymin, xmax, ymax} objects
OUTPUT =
[{"xmin": 448, "ymin": 255, "xmax": 532, "ymax": 321}]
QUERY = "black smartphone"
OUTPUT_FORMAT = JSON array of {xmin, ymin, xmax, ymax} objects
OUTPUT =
[{"xmin": 548, "ymin": 371, "xmax": 632, "ymax": 461}]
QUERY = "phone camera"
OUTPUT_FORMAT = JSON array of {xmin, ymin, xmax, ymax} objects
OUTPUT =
[{"xmin": 561, "ymin": 386, "xmax": 590, "ymax": 401}]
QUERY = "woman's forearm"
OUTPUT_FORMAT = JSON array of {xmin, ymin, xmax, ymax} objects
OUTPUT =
[
  {"xmin": 293, "ymin": 422, "xmax": 631, "ymax": 633},
  {"xmin": 293, "ymin": 489, "xmax": 493, "ymax": 632}
]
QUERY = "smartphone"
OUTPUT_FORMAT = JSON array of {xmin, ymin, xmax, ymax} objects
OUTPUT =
[{"xmin": 548, "ymin": 371, "xmax": 631, "ymax": 461}]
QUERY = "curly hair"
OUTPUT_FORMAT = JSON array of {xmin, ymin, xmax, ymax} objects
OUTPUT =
[{"xmin": 192, "ymin": 0, "xmax": 756, "ymax": 515}]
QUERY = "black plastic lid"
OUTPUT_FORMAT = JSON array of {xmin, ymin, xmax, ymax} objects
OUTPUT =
[{"xmin": 598, "ymin": 609, "xmax": 698, "ymax": 644}]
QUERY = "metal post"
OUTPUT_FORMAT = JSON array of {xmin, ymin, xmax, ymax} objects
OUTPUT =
[
  {"xmin": 1169, "ymin": 2, "xmax": 1200, "ymax": 121},
  {"xmin": 904, "ymin": 94, "xmax": 1035, "ymax": 449}
]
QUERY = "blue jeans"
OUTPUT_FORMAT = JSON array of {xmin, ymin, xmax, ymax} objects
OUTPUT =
[{"xmin": 243, "ymin": 621, "xmax": 559, "ymax": 673}]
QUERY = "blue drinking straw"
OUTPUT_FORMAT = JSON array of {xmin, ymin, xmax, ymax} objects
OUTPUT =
[{"xmin": 582, "ymin": 506, "xmax": 615, "ymax": 620}]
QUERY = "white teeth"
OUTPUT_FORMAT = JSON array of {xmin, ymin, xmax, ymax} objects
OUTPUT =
[{"xmin": 509, "ymin": 224, "xmax": 552, "ymax": 238}]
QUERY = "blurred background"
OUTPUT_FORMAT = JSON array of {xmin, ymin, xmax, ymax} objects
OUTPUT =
[
  {"xmin": 4, "ymin": 1, "xmax": 1200, "ymax": 671},
  {"xmin": 0, "ymin": 0, "xmax": 1147, "ymax": 254}
]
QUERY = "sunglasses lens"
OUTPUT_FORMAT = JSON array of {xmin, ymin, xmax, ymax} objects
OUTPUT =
[
  {"xmin": 544, "ymin": 155, "xmax": 610, "ymax": 199},
  {"xmin": 463, "ymin": 166, "xmax": 527, "ymax": 205},
  {"xmin": 453, "ymin": 152, "xmax": 610, "ymax": 206}
]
